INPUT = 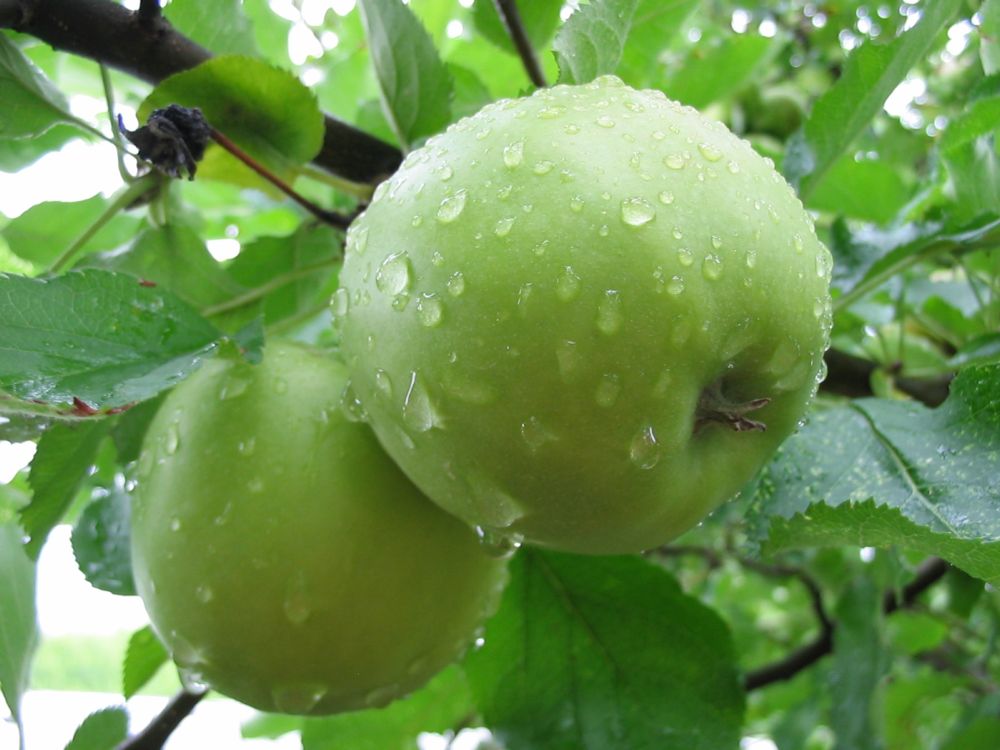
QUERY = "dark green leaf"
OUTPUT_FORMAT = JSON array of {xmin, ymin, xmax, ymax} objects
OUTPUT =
[
  {"xmin": 0, "ymin": 34, "xmax": 72, "ymax": 138},
  {"xmin": 139, "ymin": 56, "xmax": 324, "ymax": 180},
  {"xmin": 357, "ymin": 0, "xmax": 452, "ymax": 150},
  {"xmin": 463, "ymin": 551, "xmax": 744, "ymax": 750},
  {"xmin": 829, "ymin": 579, "xmax": 887, "ymax": 750},
  {"xmin": 0, "ymin": 413, "xmax": 49, "ymax": 442},
  {"xmin": 122, "ymin": 626, "xmax": 168, "ymax": 699},
  {"xmin": 950, "ymin": 333, "xmax": 1000, "ymax": 369},
  {"xmin": 943, "ymin": 138, "xmax": 1000, "ymax": 221},
  {"xmin": 784, "ymin": 0, "xmax": 964, "ymax": 197},
  {"xmin": 64, "ymin": 706, "xmax": 128, "ymax": 750},
  {"xmin": 1, "ymin": 196, "xmax": 142, "ymax": 266},
  {"xmin": 447, "ymin": 63, "xmax": 493, "ymax": 122},
  {"xmin": 751, "ymin": 365, "xmax": 1000, "ymax": 584},
  {"xmin": 21, "ymin": 420, "xmax": 109, "ymax": 558},
  {"xmin": 164, "ymin": 0, "xmax": 257, "ymax": 56},
  {"xmin": 300, "ymin": 666, "xmax": 473, "ymax": 750},
  {"xmin": 0, "ymin": 270, "xmax": 223, "ymax": 412},
  {"xmin": 109, "ymin": 395, "xmax": 163, "ymax": 466},
  {"xmin": 553, "ymin": 0, "xmax": 640, "ymax": 85},
  {"xmin": 71, "ymin": 488, "xmax": 135, "ymax": 596},
  {"xmin": 472, "ymin": 0, "xmax": 563, "ymax": 55},
  {"xmin": 664, "ymin": 33, "xmax": 782, "ymax": 109},
  {"xmin": 0, "ymin": 520, "xmax": 38, "ymax": 742}
]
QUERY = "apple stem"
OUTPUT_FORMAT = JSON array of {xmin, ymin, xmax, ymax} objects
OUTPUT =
[{"xmin": 694, "ymin": 383, "xmax": 771, "ymax": 433}]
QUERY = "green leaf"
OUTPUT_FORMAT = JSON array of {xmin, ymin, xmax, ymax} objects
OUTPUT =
[
  {"xmin": 943, "ymin": 138, "xmax": 1000, "ymax": 221},
  {"xmin": 122, "ymin": 626, "xmax": 168, "ymax": 699},
  {"xmin": 139, "ymin": 56, "xmax": 324, "ymax": 180},
  {"xmin": 950, "ymin": 333, "xmax": 1000, "ymax": 369},
  {"xmin": 939, "ymin": 94, "xmax": 1000, "ymax": 153},
  {"xmin": 1, "ymin": 196, "xmax": 142, "ymax": 267},
  {"xmin": 829, "ymin": 579, "xmax": 887, "ymax": 750},
  {"xmin": 0, "ymin": 123, "xmax": 78, "ymax": 172},
  {"xmin": 243, "ymin": 0, "xmax": 292, "ymax": 66},
  {"xmin": 21, "ymin": 420, "xmax": 109, "ymax": 558},
  {"xmin": 472, "ymin": 0, "xmax": 563, "ymax": 54},
  {"xmin": 109, "ymin": 395, "xmax": 163, "ymax": 466},
  {"xmin": 71, "ymin": 488, "xmax": 135, "ymax": 596},
  {"xmin": 164, "ymin": 0, "xmax": 257, "ymax": 56},
  {"xmin": 784, "ymin": 0, "xmax": 964, "ymax": 197},
  {"xmin": 0, "ymin": 34, "xmax": 72, "ymax": 138},
  {"xmin": 357, "ymin": 0, "xmax": 452, "ymax": 150},
  {"xmin": 448, "ymin": 63, "xmax": 493, "ymax": 122},
  {"xmin": 0, "ymin": 270, "xmax": 223, "ymax": 412},
  {"xmin": 83, "ymin": 223, "xmax": 247, "ymax": 311},
  {"xmin": 751, "ymin": 365, "xmax": 1000, "ymax": 584},
  {"xmin": 463, "ymin": 551, "xmax": 744, "ymax": 750},
  {"xmin": 0, "ymin": 520, "xmax": 38, "ymax": 746},
  {"xmin": 806, "ymin": 157, "xmax": 910, "ymax": 224},
  {"xmin": 664, "ymin": 33, "xmax": 783, "ymax": 109},
  {"xmin": 617, "ymin": 0, "xmax": 699, "ymax": 88},
  {"xmin": 982, "ymin": 0, "xmax": 1000, "ymax": 75},
  {"xmin": 64, "ymin": 706, "xmax": 129, "ymax": 750},
  {"xmin": 552, "ymin": 0, "xmax": 640, "ymax": 85},
  {"xmin": 300, "ymin": 665, "xmax": 473, "ymax": 750}
]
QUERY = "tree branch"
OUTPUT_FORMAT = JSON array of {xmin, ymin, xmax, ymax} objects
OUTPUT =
[
  {"xmin": 2, "ymin": 0, "xmax": 402, "ymax": 185},
  {"xmin": 116, "ymin": 689, "xmax": 206, "ymax": 750},
  {"xmin": 492, "ymin": 0, "xmax": 547, "ymax": 88},
  {"xmin": 745, "ymin": 557, "xmax": 950, "ymax": 690},
  {"xmin": 136, "ymin": 0, "xmax": 161, "ymax": 27},
  {"xmin": 822, "ymin": 348, "xmax": 952, "ymax": 407}
]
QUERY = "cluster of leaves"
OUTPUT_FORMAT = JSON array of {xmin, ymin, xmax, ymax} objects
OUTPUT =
[{"xmin": 0, "ymin": 0, "xmax": 998, "ymax": 749}]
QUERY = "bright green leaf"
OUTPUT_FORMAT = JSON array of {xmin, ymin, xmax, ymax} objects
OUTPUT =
[
  {"xmin": 553, "ymin": 0, "xmax": 640, "ymax": 85},
  {"xmin": 122, "ymin": 626, "xmax": 168, "ymax": 699},
  {"xmin": 64, "ymin": 706, "xmax": 128, "ymax": 750},
  {"xmin": 0, "ymin": 520, "xmax": 38, "ymax": 747},
  {"xmin": 21, "ymin": 420, "xmax": 109, "ymax": 558},
  {"xmin": 472, "ymin": 0, "xmax": 563, "ymax": 54},
  {"xmin": 664, "ymin": 33, "xmax": 783, "ymax": 109},
  {"xmin": 784, "ymin": 0, "xmax": 964, "ymax": 197},
  {"xmin": 617, "ymin": 0, "xmax": 699, "ymax": 88},
  {"xmin": 0, "ymin": 34, "xmax": 72, "ymax": 138},
  {"xmin": 358, "ymin": 0, "xmax": 452, "ymax": 150},
  {"xmin": 164, "ymin": 0, "xmax": 257, "ymax": 56},
  {"xmin": 807, "ymin": 156, "xmax": 910, "ymax": 224}
]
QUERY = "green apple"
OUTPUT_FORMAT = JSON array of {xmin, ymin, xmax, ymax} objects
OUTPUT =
[
  {"xmin": 335, "ymin": 75, "xmax": 833, "ymax": 554},
  {"xmin": 130, "ymin": 341, "xmax": 508, "ymax": 715}
]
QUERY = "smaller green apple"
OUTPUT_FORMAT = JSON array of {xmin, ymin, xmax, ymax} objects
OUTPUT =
[{"xmin": 130, "ymin": 342, "xmax": 508, "ymax": 715}]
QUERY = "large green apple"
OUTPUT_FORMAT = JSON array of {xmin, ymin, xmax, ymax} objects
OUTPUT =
[
  {"xmin": 335, "ymin": 76, "xmax": 832, "ymax": 554},
  {"xmin": 130, "ymin": 342, "xmax": 508, "ymax": 715}
]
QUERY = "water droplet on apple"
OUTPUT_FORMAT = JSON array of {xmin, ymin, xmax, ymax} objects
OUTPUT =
[
  {"xmin": 520, "ymin": 415, "xmax": 556, "ymax": 452},
  {"xmin": 702, "ymin": 255, "xmax": 723, "ymax": 280},
  {"xmin": 629, "ymin": 425, "xmax": 662, "ymax": 469},
  {"xmin": 375, "ymin": 251, "xmax": 411, "ymax": 295},
  {"xmin": 403, "ymin": 371, "xmax": 444, "ymax": 432},
  {"xmin": 570, "ymin": 195, "xmax": 584, "ymax": 212},
  {"xmin": 533, "ymin": 160, "xmax": 554, "ymax": 175},
  {"xmin": 436, "ymin": 165, "xmax": 453, "ymax": 181},
  {"xmin": 596, "ymin": 290, "xmax": 623, "ymax": 334},
  {"xmin": 475, "ymin": 526, "xmax": 524, "ymax": 559},
  {"xmin": 658, "ymin": 191, "xmax": 674, "ymax": 205},
  {"xmin": 436, "ymin": 190, "xmax": 467, "ymax": 223},
  {"xmin": 711, "ymin": 235, "xmax": 723, "ymax": 250},
  {"xmin": 170, "ymin": 517, "xmax": 182, "ymax": 532},
  {"xmin": 677, "ymin": 247, "xmax": 694, "ymax": 266},
  {"xmin": 595, "ymin": 373, "xmax": 621, "ymax": 407},
  {"xmin": 503, "ymin": 140, "xmax": 524, "ymax": 168},
  {"xmin": 621, "ymin": 197, "xmax": 655, "ymax": 226},
  {"xmin": 195, "ymin": 584, "xmax": 213, "ymax": 604},
  {"xmin": 246, "ymin": 476, "xmax": 264, "ymax": 493},
  {"xmin": 164, "ymin": 423, "xmax": 180, "ymax": 455},
  {"xmin": 596, "ymin": 115, "xmax": 615, "ymax": 128},
  {"xmin": 416, "ymin": 293, "xmax": 443, "ymax": 327},
  {"xmin": 272, "ymin": 683, "xmax": 328, "ymax": 714},
  {"xmin": 727, "ymin": 160, "xmax": 740, "ymax": 174},
  {"xmin": 666, "ymin": 275, "xmax": 685, "ymax": 295},
  {"xmin": 283, "ymin": 571, "xmax": 311, "ymax": 625},
  {"xmin": 664, "ymin": 153, "xmax": 685, "ymax": 170},
  {"xmin": 494, "ymin": 216, "xmax": 516, "ymax": 236},
  {"xmin": 339, "ymin": 381, "xmax": 367, "ymax": 423},
  {"xmin": 698, "ymin": 142, "xmax": 723, "ymax": 161},
  {"xmin": 556, "ymin": 266, "xmax": 581, "ymax": 301},
  {"xmin": 237, "ymin": 437, "xmax": 255, "ymax": 456}
]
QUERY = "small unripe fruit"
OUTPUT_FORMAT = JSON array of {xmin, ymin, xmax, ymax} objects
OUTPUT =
[
  {"xmin": 131, "ymin": 342, "xmax": 508, "ymax": 714},
  {"xmin": 336, "ymin": 76, "xmax": 832, "ymax": 554}
]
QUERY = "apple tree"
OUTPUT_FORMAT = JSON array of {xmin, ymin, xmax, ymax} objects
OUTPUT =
[{"xmin": 1, "ymin": 1, "xmax": 998, "ymax": 749}]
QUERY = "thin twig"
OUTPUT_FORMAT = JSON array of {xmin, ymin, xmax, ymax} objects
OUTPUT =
[
  {"xmin": 209, "ymin": 127, "xmax": 353, "ymax": 229},
  {"xmin": 745, "ymin": 557, "xmax": 950, "ymax": 690},
  {"xmin": 492, "ymin": 0, "xmax": 547, "ymax": 88},
  {"xmin": 100, "ymin": 64, "xmax": 134, "ymax": 182},
  {"xmin": 116, "ymin": 689, "xmax": 206, "ymax": 750},
  {"xmin": 202, "ymin": 257, "xmax": 341, "ymax": 317}
]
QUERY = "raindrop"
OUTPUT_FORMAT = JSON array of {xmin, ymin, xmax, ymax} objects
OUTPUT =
[
  {"xmin": 475, "ymin": 526, "xmax": 524, "ymax": 560},
  {"xmin": 272, "ymin": 684, "xmax": 328, "ymax": 715},
  {"xmin": 436, "ymin": 165, "xmax": 453, "ymax": 181},
  {"xmin": 375, "ymin": 251, "xmax": 411, "ymax": 295},
  {"xmin": 595, "ymin": 374, "xmax": 621, "ymax": 407},
  {"xmin": 416, "ymin": 294, "xmax": 443, "ymax": 327},
  {"xmin": 237, "ymin": 437, "xmax": 256, "ymax": 456},
  {"xmin": 516, "ymin": 283, "xmax": 534, "ymax": 316},
  {"xmin": 569, "ymin": 195, "xmax": 585, "ymax": 212},
  {"xmin": 658, "ymin": 191, "xmax": 675, "ymax": 205},
  {"xmin": 520, "ymin": 416, "xmax": 555, "ymax": 452},
  {"xmin": 596, "ymin": 290, "xmax": 623, "ymax": 334},
  {"xmin": 556, "ymin": 340, "xmax": 579, "ymax": 382},
  {"xmin": 565, "ymin": 124, "xmax": 580, "ymax": 135},
  {"xmin": 538, "ymin": 105, "xmax": 566, "ymax": 119},
  {"xmin": 629, "ymin": 425, "xmax": 662, "ymax": 469},
  {"xmin": 711, "ymin": 235, "xmax": 723, "ymax": 250},
  {"xmin": 347, "ymin": 225, "xmax": 368, "ymax": 255},
  {"xmin": 664, "ymin": 154, "xmax": 685, "ymax": 170},
  {"xmin": 666, "ymin": 275, "xmax": 685, "ymax": 295},
  {"xmin": 556, "ymin": 266, "xmax": 581, "ymax": 301},
  {"xmin": 727, "ymin": 160, "xmax": 740, "ymax": 174},
  {"xmin": 793, "ymin": 234, "xmax": 804, "ymax": 253},
  {"xmin": 596, "ymin": 115, "xmax": 615, "ymax": 128},
  {"xmin": 533, "ymin": 160, "xmax": 555, "ymax": 175},
  {"xmin": 621, "ymin": 197, "xmax": 655, "ymax": 226},
  {"xmin": 375, "ymin": 369, "xmax": 393, "ymax": 398},
  {"xmin": 436, "ymin": 190, "xmax": 468, "ymax": 223},
  {"xmin": 745, "ymin": 248, "xmax": 757, "ymax": 268},
  {"xmin": 195, "ymin": 584, "xmax": 214, "ymax": 604},
  {"xmin": 503, "ymin": 140, "xmax": 524, "ymax": 168},
  {"xmin": 403, "ymin": 371, "xmax": 443, "ymax": 432},
  {"xmin": 677, "ymin": 247, "xmax": 694, "ymax": 266},
  {"xmin": 164, "ymin": 423, "xmax": 180, "ymax": 455},
  {"xmin": 331, "ymin": 287, "xmax": 350, "ymax": 319},
  {"xmin": 447, "ymin": 271, "xmax": 466, "ymax": 296},
  {"xmin": 497, "ymin": 184, "xmax": 513, "ymax": 200},
  {"xmin": 247, "ymin": 476, "xmax": 264, "ymax": 493},
  {"xmin": 431, "ymin": 251, "xmax": 445, "ymax": 266},
  {"xmin": 284, "ymin": 571, "xmax": 311, "ymax": 625},
  {"xmin": 170, "ymin": 517, "xmax": 182, "ymax": 532},
  {"xmin": 702, "ymin": 254, "xmax": 723, "ymax": 280},
  {"xmin": 494, "ymin": 216, "xmax": 516, "ymax": 236},
  {"xmin": 697, "ymin": 142, "xmax": 723, "ymax": 161}
]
